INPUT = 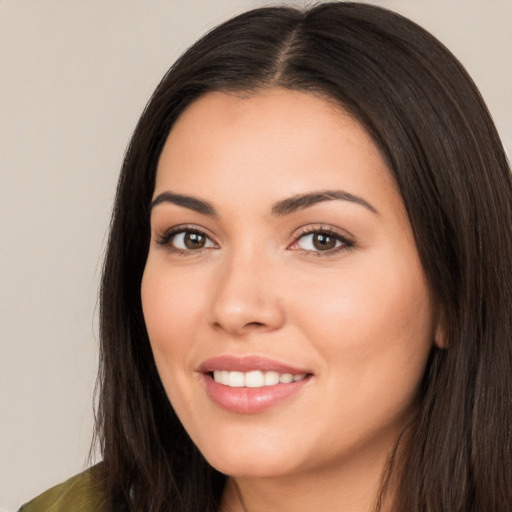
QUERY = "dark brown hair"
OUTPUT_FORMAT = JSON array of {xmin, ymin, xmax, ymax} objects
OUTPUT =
[{"xmin": 95, "ymin": 3, "xmax": 512, "ymax": 511}]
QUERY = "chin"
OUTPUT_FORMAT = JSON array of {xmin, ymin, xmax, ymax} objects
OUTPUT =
[
  {"xmin": 206, "ymin": 452, "xmax": 294, "ymax": 479},
  {"xmin": 195, "ymin": 431, "xmax": 303, "ymax": 478}
]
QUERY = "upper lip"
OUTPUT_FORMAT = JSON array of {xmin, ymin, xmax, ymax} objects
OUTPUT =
[{"xmin": 198, "ymin": 355, "xmax": 311, "ymax": 375}]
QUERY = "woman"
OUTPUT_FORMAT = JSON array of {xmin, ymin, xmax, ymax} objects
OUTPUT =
[{"xmin": 20, "ymin": 2, "xmax": 512, "ymax": 511}]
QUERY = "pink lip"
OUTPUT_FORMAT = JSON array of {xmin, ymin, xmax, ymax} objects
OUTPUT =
[
  {"xmin": 199, "ymin": 355, "xmax": 309, "ymax": 374},
  {"xmin": 198, "ymin": 356, "xmax": 312, "ymax": 414}
]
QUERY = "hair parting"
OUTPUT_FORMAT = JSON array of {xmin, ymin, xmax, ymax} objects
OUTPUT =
[{"xmin": 95, "ymin": 3, "xmax": 512, "ymax": 511}]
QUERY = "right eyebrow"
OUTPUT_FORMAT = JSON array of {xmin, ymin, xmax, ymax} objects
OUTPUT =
[
  {"xmin": 150, "ymin": 191, "xmax": 217, "ymax": 217},
  {"xmin": 270, "ymin": 189, "xmax": 379, "ymax": 216}
]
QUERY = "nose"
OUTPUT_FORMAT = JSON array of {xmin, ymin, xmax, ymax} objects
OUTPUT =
[{"xmin": 208, "ymin": 251, "xmax": 285, "ymax": 336}]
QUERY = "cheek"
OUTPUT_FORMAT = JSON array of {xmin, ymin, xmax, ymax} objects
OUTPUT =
[
  {"xmin": 298, "ymin": 261, "xmax": 431, "ymax": 334},
  {"xmin": 292, "ymin": 253, "xmax": 434, "ymax": 395},
  {"xmin": 141, "ymin": 263, "xmax": 206, "ymax": 368}
]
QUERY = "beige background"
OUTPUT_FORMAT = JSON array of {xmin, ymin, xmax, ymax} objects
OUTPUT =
[{"xmin": 1, "ymin": 0, "xmax": 511, "ymax": 510}]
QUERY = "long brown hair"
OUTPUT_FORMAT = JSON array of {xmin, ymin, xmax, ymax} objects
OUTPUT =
[{"xmin": 96, "ymin": 3, "xmax": 512, "ymax": 511}]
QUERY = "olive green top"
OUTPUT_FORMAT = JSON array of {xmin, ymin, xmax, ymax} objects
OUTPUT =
[{"xmin": 18, "ymin": 465, "xmax": 105, "ymax": 512}]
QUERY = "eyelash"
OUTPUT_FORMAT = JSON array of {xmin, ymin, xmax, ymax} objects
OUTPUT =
[
  {"xmin": 155, "ymin": 224, "xmax": 354, "ymax": 256},
  {"xmin": 155, "ymin": 225, "xmax": 214, "ymax": 255},
  {"xmin": 291, "ymin": 226, "xmax": 354, "ymax": 256}
]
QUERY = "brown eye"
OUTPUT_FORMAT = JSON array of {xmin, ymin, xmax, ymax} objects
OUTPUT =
[
  {"xmin": 295, "ymin": 231, "xmax": 347, "ymax": 253},
  {"xmin": 183, "ymin": 232, "xmax": 206, "ymax": 249},
  {"xmin": 312, "ymin": 233, "xmax": 337, "ymax": 250},
  {"xmin": 169, "ymin": 230, "xmax": 215, "ymax": 251}
]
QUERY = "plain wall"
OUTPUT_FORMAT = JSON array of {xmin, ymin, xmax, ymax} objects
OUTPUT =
[{"xmin": 1, "ymin": 1, "xmax": 510, "ymax": 510}]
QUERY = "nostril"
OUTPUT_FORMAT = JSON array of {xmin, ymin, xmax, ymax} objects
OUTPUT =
[{"xmin": 247, "ymin": 321, "xmax": 265, "ymax": 328}]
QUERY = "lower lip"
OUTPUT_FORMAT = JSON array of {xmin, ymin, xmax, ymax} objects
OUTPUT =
[{"xmin": 202, "ymin": 374, "xmax": 311, "ymax": 414}]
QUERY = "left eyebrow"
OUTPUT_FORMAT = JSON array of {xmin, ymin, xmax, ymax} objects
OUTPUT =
[{"xmin": 270, "ymin": 190, "xmax": 379, "ymax": 216}]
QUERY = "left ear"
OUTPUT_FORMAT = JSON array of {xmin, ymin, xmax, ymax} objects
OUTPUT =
[{"xmin": 433, "ymin": 316, "xmax": 447, "ymax": 349}]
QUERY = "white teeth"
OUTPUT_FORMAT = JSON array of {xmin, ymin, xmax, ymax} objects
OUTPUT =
[
  {"xmin": 264, "ymin": 371, "xmax": 280, "ymax": 386},
  {"xmin": 212, "ymin": 370, "xmax": 307, "ymax": 388},
  {"xmin": 213, "ymin": 370, "xmax": 231, "ymax": 385},
  {"xmin": 228, "ymin": 371, "xmax": 245, "ymax": 387},
  {"xmin": 245, "ymin": 370, "xmax": 265, "ymax": 388}
]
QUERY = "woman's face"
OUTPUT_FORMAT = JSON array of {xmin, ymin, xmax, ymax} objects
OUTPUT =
[{"xmin": 141, "ymin": 89, "xmax": 438, "ymax": 480}]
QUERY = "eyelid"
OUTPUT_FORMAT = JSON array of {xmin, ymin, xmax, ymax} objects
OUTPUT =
[
  {"xmin": 153, "ymin": 222, "xmax": 354, "ymax": 256},
  {"xmin": 154, "ymin": 224, "xmax": 218, "ymax": 250},
  {"xmin": 288, "ymin": 224, "xmax": 355, "ymax": 254}
]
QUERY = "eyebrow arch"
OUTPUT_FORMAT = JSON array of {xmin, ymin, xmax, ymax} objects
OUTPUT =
[
  {"xmin": 150, "ymin": 188, "xmax": 378, "ymax": 218},
  {"xmin": 150, "ymin": 191, "xmax": 217, "ymax": 216},
  {"xmin": 271, "ymin": 190, "xmax": 379, "ymax": 216}
]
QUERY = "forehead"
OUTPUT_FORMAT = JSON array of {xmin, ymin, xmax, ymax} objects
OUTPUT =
[{"xmin": 155, "ymin": 88, "xmax": 401, "ymax": 215}]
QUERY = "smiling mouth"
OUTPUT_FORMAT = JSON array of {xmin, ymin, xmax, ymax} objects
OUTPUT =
[
  {"xmin": 199, "ymin": 356, "xmax": 313, "ymax": 412},
  {"xmin": 211, "ymin": 370, "xmax": 308, "ymax": 388},
  {"xmin": 201, "ymin": 359, "xmax": 313, "ymax": 413}
]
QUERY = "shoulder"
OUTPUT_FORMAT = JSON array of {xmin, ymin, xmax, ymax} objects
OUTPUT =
[{"xmin": 18, "ymin": 464, "xmax": 105, "ymax": 512}]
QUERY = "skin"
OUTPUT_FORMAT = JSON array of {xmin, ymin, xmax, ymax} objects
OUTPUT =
[{"xmin": 141, "ymin": 89, "xmax": 441, "ymax": 512}]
